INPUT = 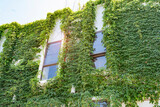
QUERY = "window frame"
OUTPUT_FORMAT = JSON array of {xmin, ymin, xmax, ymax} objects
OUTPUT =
[{"xmin": 40, "ymin": 40, "xmax": 62, "ymax": 80}]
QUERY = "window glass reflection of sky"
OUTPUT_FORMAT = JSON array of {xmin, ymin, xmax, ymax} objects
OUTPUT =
[
  {"xmin": 44, "ymin": 42, "xmax": 61, "ymax": 65},
  {"xmin": 42, "ymin": 65, "xmax": 57, "ymax": 80},
  {"xmin": 94, "ymin": 56, "xmax": 106, "ymax": 68},
  {"xmin": 93, "ymin": 32, "xmax": 105, "ymax": 54},
  {"xmin": 94, "ymin": 101, "xmax": 107, "ymax": 107}
]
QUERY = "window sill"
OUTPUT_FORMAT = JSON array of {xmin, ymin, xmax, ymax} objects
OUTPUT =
[
  {"xmin": 39, "ymin": 80, "xmax": 47, "ymax": 86},
  {"xmin": 39, "ymin": 77, "xmax": 57, "ymax": 86}
]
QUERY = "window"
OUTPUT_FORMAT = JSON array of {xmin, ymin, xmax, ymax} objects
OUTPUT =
[
  {"xmin": 41, "ymin": 40, "xmax": 61, "ymax": 80},
  {"xmin": 94, "ymin": 101, "xmax": 108, "ymax": 107},
  {"xmin": 92, "ymin": 31, "xmax": 106, "ymax": 68},
  {"xmin": 92, "ymin": 97, "xmax": 108, "ymax": 107}
]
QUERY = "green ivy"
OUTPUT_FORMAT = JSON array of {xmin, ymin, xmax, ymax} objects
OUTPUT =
[
  {"xmin": 0, "ymin": 0, "xmax": 160, "ymax": 107},
  {"xmin": 102, "ymin": 0, "xmax": 160, "ymax": 106},
  {"xmin": 0, "ymin": 8, "xmax": 72, "ymax": 106}
]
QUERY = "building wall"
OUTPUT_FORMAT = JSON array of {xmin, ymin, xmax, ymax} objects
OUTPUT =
[
  {"xmin": 94, "ymin": 5, "xmax": 104, "ymax": 32},
  {"xmin": 122, "ymin": 100, "xmax": 160, "ymax": 107},
  {"xmin": 0, "ymin": 36, "xmax": 6, "ymax": 53},
  {"xmin": 137, "ymin": 100, "xmax": 160, "ymax": 107},
  {"xmin": 36, "ymin": 4, "xmax": 160, "ymax": 106}
]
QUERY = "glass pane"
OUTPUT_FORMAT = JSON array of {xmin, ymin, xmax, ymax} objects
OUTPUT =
[
  {"xmin": 42, "ymin": 65, "xmax": 57, "ymax": 80},
  {"xmin": 96, "ymin": 102, "xmax": 107, "ymax": 107},
  {"xmin": 44, "ymin": 42, "xmax": 61, "ymax": 65},
  {"xmin": 94, "ymin": 56, "xmax": 106, "ymax": 68},
  {"xmin": 93, "ymin": 32, "xmax": 105, "ymax": 54}
]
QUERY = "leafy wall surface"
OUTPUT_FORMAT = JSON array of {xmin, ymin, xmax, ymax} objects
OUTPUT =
[{"xmin": 0, "ymin": 0, "xmax": 160, "ymax": 107}]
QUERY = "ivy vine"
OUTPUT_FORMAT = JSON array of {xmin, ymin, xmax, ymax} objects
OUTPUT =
[{"xmin": 0, "ymin": 0, "xmax": 160, "ymax": 107}]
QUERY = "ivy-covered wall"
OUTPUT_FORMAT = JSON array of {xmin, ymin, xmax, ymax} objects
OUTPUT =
[{"xmin": 0, "ymin": 0, "xmax": 160, "ymax": 107}]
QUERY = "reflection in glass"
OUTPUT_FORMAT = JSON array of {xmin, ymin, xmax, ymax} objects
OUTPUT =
[
  {"xmin": 94, "ymin": 56, "xmax": 106, "ymax": 68},
  {"xmin": 42, "ymin": 65, "xmax": 57, "ymax": 80},
  {"xmin": 95, "ymin": 101, "xmax": 107, "ymax": 107},
  {"xmin": 93, "ymin": 32, "xmax": 105, "ymax": 54},
  {"xmin": 44, "ymin": 42, "xmax": 61, "ymax": 65}
]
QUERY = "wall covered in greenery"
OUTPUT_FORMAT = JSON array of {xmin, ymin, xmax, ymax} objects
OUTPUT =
[{"xmin": 0, "ymin": 0, "xmax": 160, "ymax": 106}]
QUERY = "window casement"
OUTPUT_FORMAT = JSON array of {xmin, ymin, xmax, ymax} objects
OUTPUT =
[
  {"xmin": 91, "ymin": 31, "xmax": 106, "ymax": 69},
  {"xmin": 41, "ymin": 40, "xmax": 61, "ymax": 80}
]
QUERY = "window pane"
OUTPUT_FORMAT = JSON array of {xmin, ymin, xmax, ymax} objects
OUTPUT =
[
  {"xmin": 44, "ymin": 42, "xmax": 61, "ymax": 65},
  {"xmin": 93, "ymin": 32, "xmax": 105, "ymax": 54},
  {"xmin": 96, "ymin": 102, "xmax": 107, "ymax": 107},
  {"xmin": 94, "ymin": 56, "xmax": 106, "ymax": 68},
  {"xmin": 42, "ymin": 65, "xmax": 57, "ymax": 80}
]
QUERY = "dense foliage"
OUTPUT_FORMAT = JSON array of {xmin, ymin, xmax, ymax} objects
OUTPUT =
[
  {"xmin": 102, "ymin": 0, "xmax": 160, "ymax": 106},
  {"xmin": 0, "ymin": 0, "xmax": 160, "ymax": 106}
]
